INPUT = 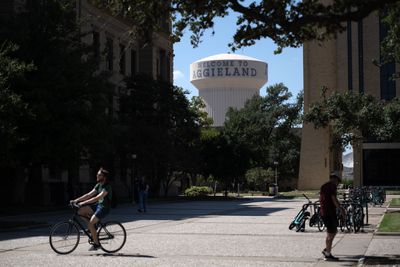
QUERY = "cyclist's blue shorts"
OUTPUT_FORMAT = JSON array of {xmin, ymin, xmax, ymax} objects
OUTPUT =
[{"xmin": 90, "ymin": 204, "xmax": 108, "ymax": 220}]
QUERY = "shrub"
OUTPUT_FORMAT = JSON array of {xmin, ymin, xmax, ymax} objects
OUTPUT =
[
  {"xmin": 184, "ymin": 186, "xmax": 212, "ymax": 197},
  {"xmin": 341, "ymin": 178, "xmax": 353, "ymax": 188},
  {"xmin": 245, "ymin": 167, "xmax": 275, "ymax": 191}
]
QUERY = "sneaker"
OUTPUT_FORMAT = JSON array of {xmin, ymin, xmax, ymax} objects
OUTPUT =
[
  {"xmin": 322, "ymin": 250, "xmax": 339, "ymax": 261},
  {"xmin": 137, "ymin": 209, "xmax": 142, "ymax": 213},
  {"xmin": 322, "ymin": 249, "xmax": 328, "ymax": 257},
  {"xmin": 88, "ymin": 244, "xmax": 100, "ymax": 251}
]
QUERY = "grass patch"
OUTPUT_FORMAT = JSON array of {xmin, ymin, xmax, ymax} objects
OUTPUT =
[
  {"xmin": 386, "ymin": 190, "xmax": 400, "ymax": 195},
  {"xmin": 378, "ymin": 211, "xmax": 400, "ymax": 232},
  {"xmin": 389, "ymin": 198, "xmax": 400, "ymax": 208}
]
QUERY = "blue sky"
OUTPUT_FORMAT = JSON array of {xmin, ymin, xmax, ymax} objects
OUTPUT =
[{"xmin": 172, "ymin": 15, "xmax": 304, "ymax": 101}]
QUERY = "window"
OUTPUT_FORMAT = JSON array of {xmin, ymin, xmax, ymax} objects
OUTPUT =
[
  {"xmin": 363, "ymin": 148, "xmax": 400, "ymax": 186},
  {"xmin": 93, "ymin": 31, "xmax": 100, "ymax": 64},
  {"xmin": 379, "ymin": 13, "xmax": 396, "ymax": 100},
  {"xmin": 119, "ymin": 44, "xmax": 126, "ymax": 75},
  {"xmin": 131, "ymin": 49, "xmax": 137, "ymax": 76},
  {"xmin": 159, "ymin": 49, "xmax": 166, "ymax": 81},
  {"xmin": 106, "ymin": 37, "xmax": 113, "ymax": 71}
]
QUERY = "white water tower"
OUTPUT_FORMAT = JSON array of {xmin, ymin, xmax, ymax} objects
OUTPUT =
[{"xmin": 190, "ymin": 53, "xmax": 268, "ymax": 126}]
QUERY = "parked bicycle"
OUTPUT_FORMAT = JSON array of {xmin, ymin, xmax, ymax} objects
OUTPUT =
[
  {"xmin": 338, "ymin": 199, "xmax": 364, "ymax": 233},
  {"xmin": 309, "ymin": 203, "xmax": 325, "ymax": 232},
  {"xmin": 49, "ymin": 203, "xmax": 126, "ymax": 254}
]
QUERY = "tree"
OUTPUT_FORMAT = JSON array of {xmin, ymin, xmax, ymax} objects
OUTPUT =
[
  {"xmin": 245, "ymin": 167, "xmax": 274, "ymax": 191},
  {"xmin": 119, "ymin": 74, "xmax": 204, "ymax": 196},
  {"xmin": 92, "ymin": 0, "xmax": 399, "ymax": 53},
  {"xmin": 0, "ymin": 0, "xmax": 114, "ymax": 204},
  {"xmin": 198, "ymin": 128, "xmax": 248, "ymax": 196},
  {"xmin": 379, "ymin": 3, "xmax": 400, "ymax": 78},
  {"xmin": 0, "ymin": 42, "xmax": 34, "ymax": 166},
  {"xmin": 303, "ymin": 87, "xmax": 391, "ymax": 149},
  {"xmin": 223, "ymin": 83, "xmax": 303, "ymax": 183}
]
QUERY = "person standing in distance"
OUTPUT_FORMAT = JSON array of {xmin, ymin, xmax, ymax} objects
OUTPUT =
[
  {"xmin": 70, "ymin": 167, "xmax": 112, "ymax": 251},
  {"xmin": 319, "ymin": 171, "xmax": 344, "ymax": 261},
  {"xmin": 137, "ymin": 177, "xmax": 149, "ymax": 213}
]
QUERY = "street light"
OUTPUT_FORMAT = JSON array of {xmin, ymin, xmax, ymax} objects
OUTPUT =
[{"xmin": 273, "ymin": 161, "xmax": 278, "ymax": 194}]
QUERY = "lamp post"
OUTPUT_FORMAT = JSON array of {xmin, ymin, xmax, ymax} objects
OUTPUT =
[{"xmin": 273, "ymin": 161, "xmax": 278, "ymax": 194}]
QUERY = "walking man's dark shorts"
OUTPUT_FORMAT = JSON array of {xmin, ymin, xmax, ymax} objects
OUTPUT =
[{"xmin": 322, "ymin": 215, "xmax": 338, "ymax": 233}]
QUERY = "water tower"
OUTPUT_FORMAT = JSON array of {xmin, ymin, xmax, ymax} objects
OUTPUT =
[{"xmin": 190, "ymin": 53, "xmax": 268, "ymax": 126}]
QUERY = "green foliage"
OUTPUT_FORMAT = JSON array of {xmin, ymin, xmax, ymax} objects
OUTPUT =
[
  {"xmin": 380, "ymin": 3, "xmax": 400, "ymax": 75},
  {"xmin": 0, "ymin": 0, "xmax": 114, "ymax": 168},
  {"xmin": 223, "ymin": 83, "xmax": 303, "ymax": 181},
  {"xmin": 304, "ymin": 88, "xmax": 400, "ymax": 148},
  {"xmin": 245, "ymin": 167, "xmax": 274, "ymax": 191},
  {"xmin": 198, "ymin": 128, "xmax": 248, "ymax": 191},
  {"xmin": 0, "ymin": 42, "xmax": 34, "ymax": 165},
  {"xmin": 184, "ymin": 186, "xmax": 212, "ymax": 197},
  {"xmin": 119, "ymin": 74, "xmax": 203, "ymax": 195},
  {"xmin": 93, "ymin": 0, "xmax": 397, "ymax": 53},
  {"xmin": 341, "ymin": 178, "xmax": 354, "ymax": 188},
  {"xmin": 189, "ymin": 96, "xmax": 213, "ymax": 128}
]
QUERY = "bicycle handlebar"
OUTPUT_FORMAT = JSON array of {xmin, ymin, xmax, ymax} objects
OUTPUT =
[{"xmin": 69, "ymin": 202, "xmax": 81, "ymax": 210}]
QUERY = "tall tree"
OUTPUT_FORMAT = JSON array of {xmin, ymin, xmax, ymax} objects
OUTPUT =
[
  {"xmin": 223, "ymin": 83, "xmax": 303, "ymax": 182},
  {"xmin": 0, "ymin": 42, "xmax": 34, "ymax": 166},
  {"xmin": 119, "ymin": 74, "xmax": 203, "ymax": 196},
  {"xmin": 198, "ymin": 128, "xmax": 248, "ymax": 196},
  {"xmin": 0, "ymin": 0, "xmax": 114, "ymax": 204}
]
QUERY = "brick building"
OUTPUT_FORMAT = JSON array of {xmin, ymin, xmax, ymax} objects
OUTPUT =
[{"xmin": 299, "ymin": 10, "xmax": 400, "ymax": 189}]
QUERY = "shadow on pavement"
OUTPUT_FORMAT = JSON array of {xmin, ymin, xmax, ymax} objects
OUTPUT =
[
  {"xmin": 94, "ymin": 253, "xmax": 155, "ymax": 258},
  {"xmin": 0, "ymin": 197, "xmax": 290, "ymax": 241},
  {"xmin": 330, "ymin": 254, "xmax": 364, "ymax": 266},
  {"xmin": 363, "ymin": 255, "xmax": 400, "ymax": 265}
]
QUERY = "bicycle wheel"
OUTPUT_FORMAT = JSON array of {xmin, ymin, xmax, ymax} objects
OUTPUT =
[
  {"xmin": 98, "ymin": 221, "xmax": 126, "ymax": 253},
  {"xmin": 296, "ymin": 218, "xmax": 306, "ymax": 232},
  {"xmin": 353, "ymin": 208, "xmax": 364, "ymax": 233},
  {"xmin": 317, "ymin": 216, "xmax": 325, "ymax": 232},
  {"xmin": 49, "ymin": 221, "xmax": 80, "ymax": 254}
]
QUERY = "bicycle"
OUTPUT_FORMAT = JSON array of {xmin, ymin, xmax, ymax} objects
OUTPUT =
[
  {"xmin": 289, "ymin": 194, "xmax": 312, "ymax": 232},
  {"xmin": 49, "ymin": 203, "xmax": 126, "ymax": 254},
  {"xmin": 309, "ymin": 204, "xmax": 325, "ymax": 232},
  {"xmin": 339, "ymin": 200, "xmax": 364, "ymax": 233}
]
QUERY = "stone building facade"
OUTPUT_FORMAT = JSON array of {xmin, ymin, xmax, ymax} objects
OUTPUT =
[{"xmin": 299, "ymin": 11, "xmax": 400, "ymax": 189}]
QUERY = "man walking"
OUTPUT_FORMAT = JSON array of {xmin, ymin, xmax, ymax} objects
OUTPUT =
[{"xmin": 319, "ymin": 171, "xmax": 344, "ymax": 261}]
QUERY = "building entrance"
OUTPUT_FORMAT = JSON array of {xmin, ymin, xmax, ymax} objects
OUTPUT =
[{"xmin": 363, "ymin": 143, "xmax": 400, "ymax": 186}]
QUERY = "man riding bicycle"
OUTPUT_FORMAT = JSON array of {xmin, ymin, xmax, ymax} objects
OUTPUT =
[{"xmin": 70, "ymin": 167, "xmax": 112, "ymax": 251}]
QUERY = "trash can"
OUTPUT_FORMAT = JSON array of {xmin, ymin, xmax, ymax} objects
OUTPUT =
[{"xmin": 269, "ymin": 183, "xmax": 278, "ymax": 196}]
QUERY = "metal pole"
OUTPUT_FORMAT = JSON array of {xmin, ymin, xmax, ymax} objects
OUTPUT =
[
  {"xmin": 274, "ymin": 161, "xmax": 278, "ymax": 195},
  {"xmin": 131, "ymin": 154, "xmax": 137, "ymax": 203}
]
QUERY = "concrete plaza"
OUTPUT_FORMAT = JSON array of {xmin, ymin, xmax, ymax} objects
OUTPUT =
[{"xmin": 0, "ymin": 196, "xmax": 398, "ymax": 266}]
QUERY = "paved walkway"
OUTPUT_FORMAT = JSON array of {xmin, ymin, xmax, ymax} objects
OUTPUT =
[{"xmin": 0, "ymin": 196, "xmax": 398, "ymax": 266}]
